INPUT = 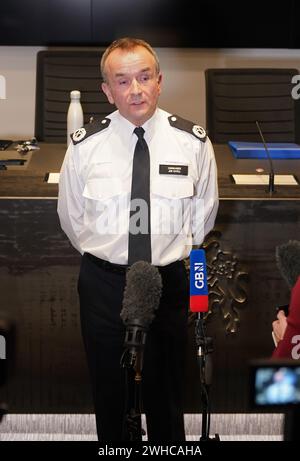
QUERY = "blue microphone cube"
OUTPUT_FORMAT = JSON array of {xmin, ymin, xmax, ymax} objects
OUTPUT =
[{"xmin": 190, "ymin": 249, "xmax": 209, "ymax": 312}]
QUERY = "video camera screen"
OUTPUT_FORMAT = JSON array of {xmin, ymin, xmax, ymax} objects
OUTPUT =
[{"xmin": 249, "ymin": 360, "xmax": 300, "ymax": 409}]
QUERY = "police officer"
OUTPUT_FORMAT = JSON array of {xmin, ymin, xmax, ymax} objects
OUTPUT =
[{"xmin": 58, "ymin": 37, "xmax": 218, "ymax": 442}]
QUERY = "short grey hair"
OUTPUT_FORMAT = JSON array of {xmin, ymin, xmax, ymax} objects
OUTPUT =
[{"xmin": 101, "ymin": 37, "xmax": 160, "ymax": 82}]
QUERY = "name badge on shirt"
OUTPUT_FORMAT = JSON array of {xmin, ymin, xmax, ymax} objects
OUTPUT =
[{"xmin": 159, "ymin": 164, "xmax": 188, "ymax": 176}]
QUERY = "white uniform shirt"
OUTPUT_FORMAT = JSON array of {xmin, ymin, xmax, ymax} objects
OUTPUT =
[{"xmin": 58, "ymin": 108, "xmax": 219, "ymax": 266}]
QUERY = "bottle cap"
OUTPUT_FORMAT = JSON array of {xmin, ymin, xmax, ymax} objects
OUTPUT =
[{"xmin": 70, "ymin": 90, "xmax": 81, "ymax": 99}]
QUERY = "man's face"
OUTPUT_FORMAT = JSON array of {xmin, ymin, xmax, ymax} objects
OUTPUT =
[{"xmin": 101, "ymin": 46, "xmax": 162, "ymax": 126}]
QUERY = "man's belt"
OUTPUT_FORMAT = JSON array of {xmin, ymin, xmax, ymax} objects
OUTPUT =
[{"xmin": 85, "ymin": 252, "xmax": 183, "ymax": 275}]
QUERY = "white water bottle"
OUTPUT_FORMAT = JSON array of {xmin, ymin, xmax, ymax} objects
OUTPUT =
[{"xmin": 67, "ymin": 90, "xmax": 84, "ymax": 146}]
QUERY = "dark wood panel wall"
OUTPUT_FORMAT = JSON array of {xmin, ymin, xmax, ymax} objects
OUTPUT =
[
  {"xmin": 0, "ymin": 198, "xmax": 298, "ymax": 412},
  {"xmin": 187, "ymin": 200, "xmax": 296, "ymax": 412}
]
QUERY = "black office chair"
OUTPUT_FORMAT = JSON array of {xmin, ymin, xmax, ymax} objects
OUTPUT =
[
  {"xmin": 35, "ymin": 51, "xmax": 114, "ymax": 142},
  {"xmin": 205, "ymin": 68, "xmax": 300, "ymax": 143}
]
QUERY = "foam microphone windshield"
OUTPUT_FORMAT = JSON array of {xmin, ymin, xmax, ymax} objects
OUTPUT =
[
  {"xmin": 276, "ymin": 240, "xmax": 300, "ymax": 288},
  {"xmin": 120, "ymin": 261, "xmax": 162, "ymax": 370},
  {"xmin": 121, "ymin": 261, "xmax": 162, "ymax": 327}
]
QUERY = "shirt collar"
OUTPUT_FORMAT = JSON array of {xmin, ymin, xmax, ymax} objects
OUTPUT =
[
  {"xmin": 140, "ymin": 110, "xmax": 157, "ymax": 142},
  {"xmin": 115, "ymin": 109, "xmax": 158, "ymax": 145}
]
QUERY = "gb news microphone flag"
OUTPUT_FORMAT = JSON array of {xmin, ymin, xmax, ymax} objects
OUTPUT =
[{"xmin": 189, "ymin": 249, "xmax": 209, "ymax": 312}]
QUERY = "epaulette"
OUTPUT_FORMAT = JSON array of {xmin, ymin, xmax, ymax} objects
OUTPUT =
[
  {"xmin": 71, "ymin": 117, "xmax": 111, "ymax": 145},
  {"xmin": 168, "ymin": 115, "xmax": 207, "ymax": 142}
]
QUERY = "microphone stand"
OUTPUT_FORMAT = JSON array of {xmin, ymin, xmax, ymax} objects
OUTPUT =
[
  {"xmin": 120, "ymin": 321, "xmax": 146, "ymax": 441},
  {"xmin": 195, "ymin": 313, "xmax": 219, "ymax": 441},
  {"xmin": 255, "ymin": 121, "xmax": 276, "ymax": 195}
]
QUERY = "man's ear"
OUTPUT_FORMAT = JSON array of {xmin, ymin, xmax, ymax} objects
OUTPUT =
[
  {"xmin": 157, "ymin": 72, "xmax": 162, "ymax": 95},
  {"xmin": 101, "ymin": 82, "xmax": 115, "ymax": 105}
]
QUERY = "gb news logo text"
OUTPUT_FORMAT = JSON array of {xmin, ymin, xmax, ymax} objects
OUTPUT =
[
  {"xmin": 0, "ymin": 335, "xmax": 6, "ymax": 360},
  {"xmin": 0, "ymin": 75, "xmax": 6, "ymax": 99},
  {"xmin": 194, "ymin": 261, "xmax": 206, "ymax": 289}
]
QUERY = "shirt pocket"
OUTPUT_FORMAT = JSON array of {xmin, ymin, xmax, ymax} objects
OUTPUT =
[
  {"xmin": 151, "ymin": 176, "xmax": 194, "ymax": 199},
  {"xmin": 86, "ymin": 161, "xmax": 112, "ymax": 179},
  {"xmin": 82, "ymin": 178, "xmax": 128, "ymax": 233},
  {"xmin": 151, "ymin": 177, "xmax": 194, "ymax": 236},
  {"xmin": 83, "ymin": 178, "xmax": 124, "ymax": 200}
]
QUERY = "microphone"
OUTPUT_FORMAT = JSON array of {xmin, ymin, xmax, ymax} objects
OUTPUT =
[
  {"xmin": 190, "ymin": 249, "xmax": 217, "ymax": 442},
  {"xmin": 120, "ymin": 261, "xmax": 162, "ymax": 370},
  {"xmin": 255, "ymin": 121, "xmax": 275, "ymax": 194},
  {"xmin": 189, "ymin": 249, "xmax": 209, "ymax": 312},
  {"xmin": 276, "ymin": 240, "xmax": 300, "ymax": 289}
]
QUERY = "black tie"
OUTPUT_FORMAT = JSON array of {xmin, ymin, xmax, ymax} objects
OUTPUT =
[{"xmin": 128, "ymin": 127, "xmax": 152, "ymax": 264}]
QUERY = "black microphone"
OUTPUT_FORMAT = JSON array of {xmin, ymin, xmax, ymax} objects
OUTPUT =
[
  {"xmin": 120, "ymin": 261, "xmax": 162, "ymax": 371},
  {"xmin": 276, "ymin": 240, "xmax": 300, "ymax": 289},
  {"xmin": 255, "ymin": 121, "xmax": 275, "ymax": 194}
]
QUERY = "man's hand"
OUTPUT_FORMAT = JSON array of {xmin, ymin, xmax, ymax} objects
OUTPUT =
[{"xmin": 272, "ymin": 310, "xmax": 288, "ymax": 345}]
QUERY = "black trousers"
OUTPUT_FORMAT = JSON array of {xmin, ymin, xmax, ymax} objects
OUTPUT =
[{"xmin": 78, "ymin": 253, "xmax": 189, "ymax": 442}]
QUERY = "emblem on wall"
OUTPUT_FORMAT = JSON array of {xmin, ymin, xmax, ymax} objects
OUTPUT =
[{"xmin": 186, "ymin": 230, "xmax": 249, "ymax": 334}]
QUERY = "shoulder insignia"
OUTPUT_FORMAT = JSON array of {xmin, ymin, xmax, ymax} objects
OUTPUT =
[
  {"xmin": 168, "ymin": 115, "xmax": 207, "ymax": 142},
  {"xmin": 71, "ymin": 117, "xmax": 111, "ymax": 145}
]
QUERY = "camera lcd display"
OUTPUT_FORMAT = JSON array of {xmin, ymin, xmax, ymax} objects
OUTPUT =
[{"xmin": 249, "ymin": 361, "xmax": 300, "ymax": 409}]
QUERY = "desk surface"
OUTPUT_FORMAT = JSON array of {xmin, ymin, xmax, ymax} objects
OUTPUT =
[{"xmin": 1, "ymin": 143, "xmax": 300, "ymax": 199}]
